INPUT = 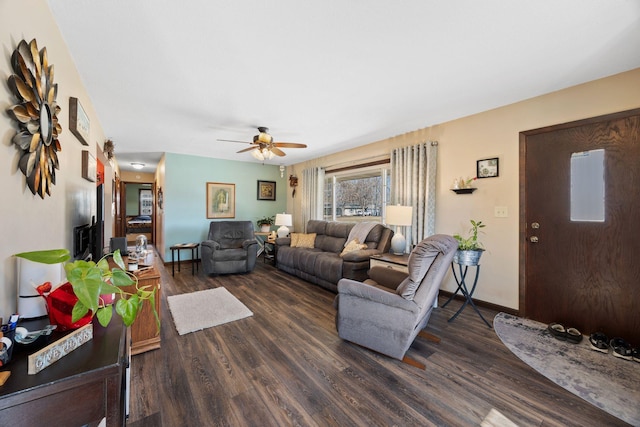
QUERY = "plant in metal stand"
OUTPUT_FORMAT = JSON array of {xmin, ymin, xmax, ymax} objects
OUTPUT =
[{"xmin": 453, "ymin": 219, "xmax": 486, "ymax": 266}]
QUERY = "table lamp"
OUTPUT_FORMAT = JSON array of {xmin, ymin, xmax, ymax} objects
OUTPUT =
[
  {"xmin": 275, "ymin": 213, "xmax": 293, "ymax": 238},
  {"xmin": 386, "ymin": 205, "xmax": 413, "ymax": 254}
]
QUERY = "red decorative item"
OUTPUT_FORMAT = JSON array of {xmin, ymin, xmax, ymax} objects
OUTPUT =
[{"xmin": 42, "ymin": 282, "xmax": 93, "ymax": 331}]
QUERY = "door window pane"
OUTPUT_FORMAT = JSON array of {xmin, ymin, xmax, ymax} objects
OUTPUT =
[{"xmin": 570, "ymin": 149, "xmax": 605, "ymax": 222}]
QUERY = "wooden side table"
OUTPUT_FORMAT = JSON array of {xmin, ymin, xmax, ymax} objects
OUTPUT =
[{"xmin": 369, "ymin": 253, "xmax": 409, "ymax": 273}]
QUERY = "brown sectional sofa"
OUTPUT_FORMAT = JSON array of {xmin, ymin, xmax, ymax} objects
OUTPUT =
[{"xmin": 276, "ymin": 219, "xmax": 393, "ymax": 292}]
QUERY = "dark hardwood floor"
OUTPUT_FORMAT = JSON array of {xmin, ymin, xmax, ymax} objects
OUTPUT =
[{"xmin": 127, "ymin": 258, "xmax": 628, "ymax": 427}]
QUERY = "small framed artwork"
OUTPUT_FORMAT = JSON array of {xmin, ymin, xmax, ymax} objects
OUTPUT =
[
  {"xmin": 207, "ymin": 182, "xmax": 235, "ymax": 218},
  {"xmin": 81, "ymin": 150, "xmax": 96, "ymax": 182},
  {"xmin": 139, "ymin": 189, "xmax": 153, "ymax": 215},
  {"xmin": 477, "ymin": 157, "xmax": 499, "ymax": 178},
  {"xmin": 69, "ymin": 97, "xmax": 90, "ymax": 146},
  {"xmin": 157, "ymin": 187, "xmax": 164, "ymax": 209},
  {"xmin": 257, "ymin": 180, "xmax": 276, "ymax": 201}
]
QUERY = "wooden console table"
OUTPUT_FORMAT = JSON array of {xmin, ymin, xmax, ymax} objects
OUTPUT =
[
  {"xmin": 126, "ymin": 265, "xmax": 161, "ymax": 355},
  {"xmin": 114, "ymin": 250, "xmax": 162, "ymax": 356},
  {"xmin": 0, "ymin": 315, "xmax": 129, "ymax": 427}
]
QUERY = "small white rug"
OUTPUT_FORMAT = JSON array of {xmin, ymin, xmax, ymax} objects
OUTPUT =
[{"xmin": 168, "ymin": 287, "xmax": 253, "ymax": 335}]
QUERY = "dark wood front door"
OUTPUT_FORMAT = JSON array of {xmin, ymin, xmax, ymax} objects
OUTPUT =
[{"xmin": 520, "ymin": 109, "xmax": 640, "ymax": 344}]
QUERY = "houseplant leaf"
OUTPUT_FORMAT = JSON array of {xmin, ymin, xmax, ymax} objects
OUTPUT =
[
  {"xmin": 14, "ymin": 248, "xmax": 70, "ymax": 264},
  {"xmin": 71, "ymin": 299, "xmax": 90, "ymax": 323},
  {"xmin": 96, "ymin": 306, "xmax": 113, "ymax": 327},
  {"xmin": 111, "ymin": 268, "xmax": 135, "ymax": 288},
  {"xmin": 116, "ymin": 295, "xmax": 140, "ymax": 326}
]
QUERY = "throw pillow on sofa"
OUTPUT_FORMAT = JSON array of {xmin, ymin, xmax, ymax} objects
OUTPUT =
[
  {"xmin": 340, "ymin": 238, "xmax": 368, "ymax": 257},
  {"xmin": 291, "ymin": 233, "xmax": 316, "ymax": 248}
]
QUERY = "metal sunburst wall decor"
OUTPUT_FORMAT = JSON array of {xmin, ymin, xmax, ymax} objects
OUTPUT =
[{"xmin": 7, "ymin": 39, "xmax": 62, "ymax": 198}]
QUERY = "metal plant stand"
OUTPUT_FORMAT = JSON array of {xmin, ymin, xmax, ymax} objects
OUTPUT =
[{"xmin": 442, "ymin": 261, "xmax": 492, "ymax": 328}]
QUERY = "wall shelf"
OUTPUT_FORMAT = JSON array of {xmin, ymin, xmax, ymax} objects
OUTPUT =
[{"xmin": 451, "ymin": 188, "xmax": 477, "ymax": 194}]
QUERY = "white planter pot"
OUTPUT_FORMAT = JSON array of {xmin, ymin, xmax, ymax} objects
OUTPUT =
[{"xmin": 260, "ymin": 225, "xmax": 271, "ymax": 232}]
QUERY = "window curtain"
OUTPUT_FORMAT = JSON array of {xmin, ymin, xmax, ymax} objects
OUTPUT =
[
  {"xmin": 390, "ymin": 141, "xmax": 438, "ymax": 252},
  {"xmin": 301, "ymin": 166, "xmax": 325, "ymax": 230}
]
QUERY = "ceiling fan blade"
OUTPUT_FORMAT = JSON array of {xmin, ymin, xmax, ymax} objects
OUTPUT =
[
  {"xmin": 217, "ymin": 138, "xmax": 251, "ymax": 144},
  {"xmin": 273, "ymin": 142, "xmax": 307, "ymax": 149},
  {"xmin": 237, "ymin": 146, "xmax": 259, "ymax": 153},
  {"xmin": 271, "ymin": 147, "xmax": 286, "ymax": 157}
]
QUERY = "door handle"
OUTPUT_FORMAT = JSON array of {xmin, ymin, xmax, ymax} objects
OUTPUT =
[{"xmin": 529, "ymin": 236, "xmax": 539, "ymax": 243}]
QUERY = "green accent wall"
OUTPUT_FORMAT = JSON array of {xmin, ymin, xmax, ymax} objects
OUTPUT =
[
  {"xmin": 163, "ymin": 153, "xmax": 286, "ymax": 259},
  {"xmin": 125, "ymin": 183, "xmax": 152, "ymax": 216}
]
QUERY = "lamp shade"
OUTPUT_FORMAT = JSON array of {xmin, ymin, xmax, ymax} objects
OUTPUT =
[
  {"xmin": 275, "ymin": 213, "xmax": 292, "ymax": 226},
  {"xmin": 275, "ymin": 213, "xmax": 292, "ymax": 238},
  {"xmin": 385, "ymin": 205, "xmax": 413, "ymax": 226},
  {"xmin": 386, "ymin": 205, "xmax": 413, "ymax": 254}
]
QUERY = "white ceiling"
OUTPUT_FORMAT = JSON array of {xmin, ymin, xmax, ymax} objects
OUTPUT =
[{"xmin": 48, "ymin": 0, "xmax": 640, "ymax": 172}]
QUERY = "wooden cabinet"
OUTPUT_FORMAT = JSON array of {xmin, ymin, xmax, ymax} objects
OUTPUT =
[
  {"xmin": 109, "ymin": 249, "xmax": 162, "ymax": 356},
  {"xmin": 0, "ymin": 316, "xmax": 128, "ymax": 427},
  {"xmin": 125, "ymin": 265, "xmax": 161, "ymax": 355}
]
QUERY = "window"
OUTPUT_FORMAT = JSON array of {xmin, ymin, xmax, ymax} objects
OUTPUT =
[{"xmin": 324, "ymin": 165, "xmax": 390, "ymax": 223}]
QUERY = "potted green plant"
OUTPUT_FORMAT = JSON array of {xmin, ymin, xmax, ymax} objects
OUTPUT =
[
  {"xmin": 14, "ymin": 249, "xmax": 158, "ymax": 329},
  {"xmin": 256, "ymin": 215, "xmax": 274, "ymax": 232},
  {"xmin": 453, "ymin": 219, "xmax": 486, "ymax": 266}
]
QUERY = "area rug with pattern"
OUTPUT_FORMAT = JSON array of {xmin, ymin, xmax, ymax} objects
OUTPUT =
[
  {"xmin": 494, "ymin": 312, "xmax": 640, "ymax": 426},
  {"xmin": 168, "ymin": 287, "xmax": 253, "ymax": 335}
]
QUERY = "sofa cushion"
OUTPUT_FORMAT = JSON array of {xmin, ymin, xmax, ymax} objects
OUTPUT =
[
  {"xmin": 291, "ymin": 233, "xmax": 316, "ymax": 248},
  {"xmin": 340, "ymin": 239, "xmax": 368, "ymax": 257},
  {"xmin": 306, "ymin": 220, "xmax": 327, "ymax": 235},
  {"xmin": 314, "ymin": 253, "xmax": 344, "ymax": 284},
  {"xmin": 363, "ymin": 224, "xmax": 385, "ymax": 249},
  {"xmin": 316, "ymin": 222, "xmax": 351, "ymax": 253}
]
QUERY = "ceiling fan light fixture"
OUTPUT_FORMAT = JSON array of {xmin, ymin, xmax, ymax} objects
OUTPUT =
[
  {"xmin": 251, "ymin": 148, "xmax": 275, "ymax": 161},
  {"xmin": 251, "ymin": 149, "xmax": 265, "ymax": 161}
]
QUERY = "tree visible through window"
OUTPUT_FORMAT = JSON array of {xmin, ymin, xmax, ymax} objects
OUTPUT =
[{"xmin": 324, "ymin": 168, "xmax": 389, "ymax": 222}]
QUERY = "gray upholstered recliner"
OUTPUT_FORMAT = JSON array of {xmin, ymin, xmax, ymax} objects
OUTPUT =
[
  {"xmin": 335, "ymin": 234, "xmax": 458, "ymax": 368},
  {"xmin": 201, "ymin": 221, "xmax": 258, "ymax": 275}
]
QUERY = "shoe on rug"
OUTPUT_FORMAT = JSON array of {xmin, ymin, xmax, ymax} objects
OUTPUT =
[
  {"xmin": 632, "ymin": 347, "xmax": 640, "ymax": 363},
  {"xmin": 565, "ymin": 327, "xmax": 583, "ymax": 344},
  {"xmin": 589, "ymin": 332, "xmax": 609, "ymax": 353},
  {"xmin": 547, "ymin": 323, "xmax": 567, "ymax": 340},
  {"xmin": 609, "ymin": 337, "xmax": 633, "ymax": 360}
]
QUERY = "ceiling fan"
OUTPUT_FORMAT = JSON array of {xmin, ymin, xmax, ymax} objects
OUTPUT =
[{"xmin": 217, "ymin": 127, "xmax": 307, "ymax": 160}]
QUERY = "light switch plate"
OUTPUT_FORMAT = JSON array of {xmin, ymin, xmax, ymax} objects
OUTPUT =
[{"xmin": 494, "ymin": 206, "xmax": 508, "ymax": 217}]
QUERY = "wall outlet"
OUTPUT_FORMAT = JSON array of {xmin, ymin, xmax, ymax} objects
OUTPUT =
[{"xmin": 494, "ymin": 206, "xmax": 508, "ymax": 217}]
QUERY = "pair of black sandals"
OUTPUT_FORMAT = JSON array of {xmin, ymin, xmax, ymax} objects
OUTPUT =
[
  {"xmin": 547, "ymin": 323, "xmax": 583, "ymax": 343},
  {"xmin": 589, "ymin": 332, "xmax": 640, "ymax": 362}
]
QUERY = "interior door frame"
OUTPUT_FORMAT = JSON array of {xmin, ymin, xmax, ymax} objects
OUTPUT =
[
  {"xmin": 518, "ymin": 107, "xmax": 640, "ymax": 315},
  {"xmin": 119, "ymin": 180, "xmax": 156, "ymax": 244}
]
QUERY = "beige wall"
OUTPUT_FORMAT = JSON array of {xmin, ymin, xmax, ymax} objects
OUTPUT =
[
  {"xmin": 289, "ymin": 68, "xmax": 640, "ymax": 310},
  {"xmin": 0, "ymin": 0, "xmax": 112, "ymax": 317}
]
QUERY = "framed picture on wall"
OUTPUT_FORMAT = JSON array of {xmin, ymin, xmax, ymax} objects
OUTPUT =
[
  {"xmin": 139, "ymin": 189, "xmax": 153, "ymax": 215},
  {"xmin": 477, "ymin": 157, "xmax": 499, "ymax": 178},
  {"xmin": 207, "ymin": 182, "xmax": 235, "ymax": 218},
  {"xmin": 257, "ymin": 180, "xmax": 276, "ymax": 201},
  {"xmin": 69, "ymin": 97, "xmax": 90, "ymax": 146},
  {"xmin": 81, "ymin": 150, "xmax": 96, "ymax": 182}
]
